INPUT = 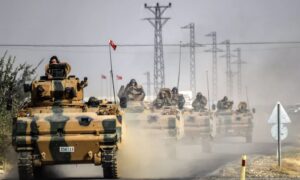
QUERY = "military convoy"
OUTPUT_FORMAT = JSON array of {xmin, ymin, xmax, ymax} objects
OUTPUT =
[
  {"xmin": 7, "ymin": 55, "xmax": 256, "ymax": 179},
  {"xmin": 11, "ymin": 63, "xmax": 123, "ymax": 179}
]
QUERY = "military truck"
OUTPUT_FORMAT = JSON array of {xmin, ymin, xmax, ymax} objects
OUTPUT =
[
  {"xmin": 11, "ymin": 63, "xmax": 122, "ymax": 179},
  {"xmin": 143, "ymin": 88, "xmax": 184, "ymax": 140},
  {"xmin": 214, "ymin": 101, "xmax": 254, "ymax": 143}
]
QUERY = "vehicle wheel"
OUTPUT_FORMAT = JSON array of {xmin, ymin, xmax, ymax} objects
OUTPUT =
[
  {"xmin": 102, "ymin": 149, "xmax": 118, "ymax": 179},
  {"xmin": 18, "ymin": 152, "xmax": 34, "ymax": 180}
]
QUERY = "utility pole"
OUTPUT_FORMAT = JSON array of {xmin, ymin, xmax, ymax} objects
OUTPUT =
[
  {"xmin": 182, "ymin": 23, "xmax": 202, "ymax": 97},
  {"xmin": 144, "ymin": 71, "xmax": 151, "ymax": 97},
  {"xmin": 232, "ymin": 48, "xmax": 246, "ymax": 100},
  {"xmin": 205, "ymin": 32, "xmax": 222, "ymax": 102},
  {"xmin": 221, "ymin": 40, "xmax": 235, "ymax": 98},
  {"xmin": 144, "ymin": 2, "xmax": 171, "ymax": 95}
]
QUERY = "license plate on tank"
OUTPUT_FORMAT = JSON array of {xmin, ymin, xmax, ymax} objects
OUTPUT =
[{"xmin": 59, "ymin": 146, "xmax": 75, "ymax": 153}]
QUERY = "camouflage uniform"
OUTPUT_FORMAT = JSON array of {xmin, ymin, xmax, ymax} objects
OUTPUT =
[
  {"xmin": 237, "ymin": 101, "xmax": 249, "ymax": 113},
  {"xmin": 170, "ymin": 87, "xmax": 185, "ymax": 109},
  {"xmin": 153, "ymin": 90, "xmax": 172, "ymax": 109},
  {"xmin": 118, "ymin": 79, "xmax": 145, "ymax": 101},
  {"xmin": 217, "ymin": 96, "xmax": 233, "ymax": 110},
  {"xmin": 192, "ymin": 92, "xmax": 207, "ymax": 111}
]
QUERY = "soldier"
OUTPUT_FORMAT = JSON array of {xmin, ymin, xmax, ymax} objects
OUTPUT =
[
  {"xmin": 87, "ymin": 96, "xmax": 100, "ymax": 107},
  {"xmin": 170, "ymin": 87, "xmax": 185, "ymax": 109},
  {"xmin": 45, "ymin": 56, "xmax": 71, "ymax": 79},
  {"xmin": 153, "ymin": 89, "xmax": 172, "ymax": 109},
  {"xmin": 192, "ymin": 92, "xmax": 208, "ymax": 111},
  {"xmin": 49, "ymin": 56, "xmax": 60, "ymax": 64},
  {"xmin": 119, "ymin": 79, "xmax": 145, "ymax": 101},
  {"xmin": 217, "ymin": 96, "xmax": 234, "ymax": 110},
  {"xmin": 237, "ymin": 101, "xmax": 249, "ymax": 113}
]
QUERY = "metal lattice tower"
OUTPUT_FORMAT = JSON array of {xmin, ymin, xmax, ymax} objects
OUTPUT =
[
  {"xmin": 144, "ymin": 3, "xmax": 171, "ymax": 94},
  {"xmin": 232, "ymin": 48, "xmax": 246, "ymax": 99},
  {"xmin": 205, "ymin": 32, "xmax": 222, "ymax": 101},
  {"xmin": 221, "ymin": 40, "xmax": 234, "ymax": 98},
  {"xmin": 144, "ymin": 71, "xmax": 151, "ymax": 96},
  {"xmin": 182, "ymin": 23, "xmax": 202, "ymax": 96}
]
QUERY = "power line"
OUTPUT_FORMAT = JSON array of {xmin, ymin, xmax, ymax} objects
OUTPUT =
[{"xmin": 0, "ymin": 41, "xmax": 300, "ymax": 47}]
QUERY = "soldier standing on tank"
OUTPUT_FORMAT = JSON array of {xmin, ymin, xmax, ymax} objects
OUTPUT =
[
  {"xmin": 122, "ymin": 79, "xmax": 145, "ymax": 101},
  {"xmin": 170, "ymin": 87, "xmax": 185, "ymax": 110},
  {"xmin": 237, "ymin": 102, "xmax": 248, "ymax": 113},
  {"xmin": 153, "ymin": 90, "xmax": 172, "ymax": 109},
  {"xmin": 45, "ymin": 56, "xmax": 60, "ymax": 79},
  {"xmin": 192, "ymin": 92, "xmax": 208, "ymax": 111},
  {"xmin": 217, "ymin": 96, "xmax": 234, "ymax": 110}
]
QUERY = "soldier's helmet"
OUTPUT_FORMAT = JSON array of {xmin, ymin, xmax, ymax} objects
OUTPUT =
[
  {"xmin": 129, "ymin": 79, "xmax": 137, "ymax": 86},
  {"xmin": 159, "ymin": 91, "xmax": 166, "ymax": 98},
  {"xmin": 171, "ymin": 87, "xmax": 178, "ymax": 94},
  {"xmin": 88, "ymin": 96, "xmax": 100, "ymax": 107},
  {"xmin": 196, "ymin": 92, "xmax": 202, "ymax": 98},
  {"xmin": 223, "ymin": 96, "xmax": 228, "ymax": 101}
]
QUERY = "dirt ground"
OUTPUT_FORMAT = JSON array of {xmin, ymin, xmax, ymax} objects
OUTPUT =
[{"xmin": 208, "ymin": 146, "xmax": 300, "ymax": 179}]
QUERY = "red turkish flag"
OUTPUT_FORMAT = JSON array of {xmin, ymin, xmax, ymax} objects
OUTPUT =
[
  {"xmin": 109, "ymin": 40, "xmax": 117, "ymax": 50},
  {"xmin": 116, "ymin": 75, "xmax": 123, "ymax": 80},
  {"xmin": 101, "ymin": 75, "xmax": 107, "ymax": 79}
]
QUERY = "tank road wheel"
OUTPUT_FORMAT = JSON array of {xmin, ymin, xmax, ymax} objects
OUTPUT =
[
  {"xmin": 18, "ymin": 152, "xmax": 34, "ymax": 180},
  {"xmin": 102, "ymin": 149, "xmax": 118, "ymax": 179}
]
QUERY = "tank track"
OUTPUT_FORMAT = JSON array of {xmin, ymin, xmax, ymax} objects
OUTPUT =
[
  {"xmin": 102, "ymin": 148, "xmax": 118, "ymax": 179},
  {"xmin": 18, "ymin": 152, "xmax": 34, "ymax": 180}
]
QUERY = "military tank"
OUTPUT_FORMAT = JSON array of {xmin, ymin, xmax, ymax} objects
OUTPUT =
[
  {"xmin": 11, "ymin": 63, "xmax": 122, "ymax": 179},
  {"xmin": 214, "ymin": 101, "xmax": 254, "ymax": 143},
  {"xmin": 143, "ymin": 88, "xmax": 184, "ymax": 140}
]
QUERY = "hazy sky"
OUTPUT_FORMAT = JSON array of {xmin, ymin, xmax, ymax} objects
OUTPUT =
[{"xmin": 1, "ymin": 0, "xmax": 300, "ymax": 106}]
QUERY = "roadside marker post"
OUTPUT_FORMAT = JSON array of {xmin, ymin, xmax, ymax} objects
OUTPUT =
[{"xmin": 240, "ymin": 155, "xmax": 247, "ymax": 180}]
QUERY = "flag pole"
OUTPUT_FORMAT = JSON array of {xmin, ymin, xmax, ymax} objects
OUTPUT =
[{"xmin": 109, "ymin": 44, "xmax": 117, "ymax": 104}]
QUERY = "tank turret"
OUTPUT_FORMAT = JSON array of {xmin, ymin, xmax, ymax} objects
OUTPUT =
[{"xmin": 24, "ymin": 63, "xmax": 88, "ymax": 106}]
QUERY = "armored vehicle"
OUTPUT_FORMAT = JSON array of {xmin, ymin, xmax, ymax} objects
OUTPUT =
[
  {"xmin": 118, "ymin": 80, "xmax": 146, "ymax": 126},
  {"xmin": 143, "ymin": 88, "xmax": 184, "ymax": 140},
  {"xmin": 214, "ymin": 101, "xmax": 254, "ymax": 143},
  {"xmin": 12, "ymin": 63, "xmax": 122, "ymax": 179},
  {"xmin": 183, "ymin": 109, "xmax": 216, "ymax": 152}
]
